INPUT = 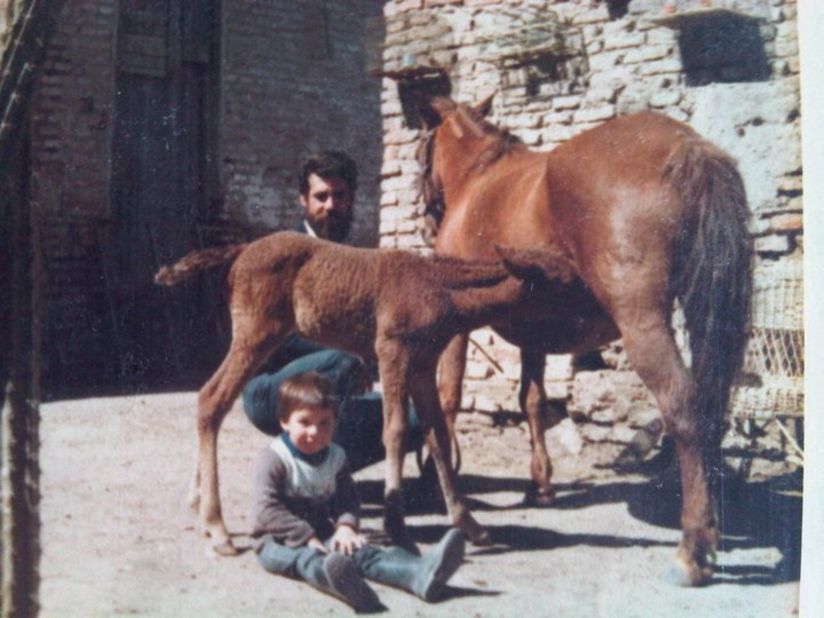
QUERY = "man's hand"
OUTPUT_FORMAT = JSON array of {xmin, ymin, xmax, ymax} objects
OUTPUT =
[
  {"xmin": 330, "ymin": 525, "xmax": 367, "ymax": 556},
  {"xmin": 307, "ymin": 537, "xmax": 328, "ymax": 553}
]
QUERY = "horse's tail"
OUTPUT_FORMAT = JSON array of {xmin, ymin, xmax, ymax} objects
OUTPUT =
[
  {"xmin": 665, "ymin": 139, "xmax": 752, "ymax": 445},
  {"xmin": 154, "ymin": 244, "xmax": 247, "ymax": 286}
]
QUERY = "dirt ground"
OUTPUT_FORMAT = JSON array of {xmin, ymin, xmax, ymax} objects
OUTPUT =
[{"xmin": 38, "ymin": 393, "xmax": 800, "ymax": 617}]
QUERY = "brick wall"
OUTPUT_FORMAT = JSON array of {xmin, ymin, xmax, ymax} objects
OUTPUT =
[
  {"xmin": 377, "ymin": 0, "xmax": 803, "ymax": 435},
  {"xmin": 221, "ymin": 0, "xmax": 385, "ymax": 246},
  {"xmin": 21, "ymin": 1, "xmax": 387, "ymax": 395}
]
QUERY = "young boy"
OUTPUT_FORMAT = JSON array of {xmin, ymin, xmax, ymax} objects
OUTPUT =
[{"xmin": 250, "ymin": 371, "xmax": 465, "ymax": 613}]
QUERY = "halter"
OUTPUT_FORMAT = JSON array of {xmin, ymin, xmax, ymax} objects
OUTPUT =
[{"xmin": 416, "ymin": 128, "xmax": 446, "ymax": 230}]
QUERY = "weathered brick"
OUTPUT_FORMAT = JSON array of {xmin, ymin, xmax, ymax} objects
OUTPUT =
[
  {"xmin": 768, "ymin": 213, "xmax": 803, "ymax": 232},
  {"xmin": 755, "ymin": 234, "xmax": 792, "ymax": 254},
  {"xmin": 649, "ymin": 89, "xmax": 681, "ymax": 108},
  {"xmin": 573, "ymin": 104, "xmax": 616, "ymax": 123},
  {"xmin": 552, "ymin": 94, "xmax": 583, "ymax": 110}
]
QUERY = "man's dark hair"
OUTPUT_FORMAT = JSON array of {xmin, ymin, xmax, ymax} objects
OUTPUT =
[
  {"xmin": 298, "ymin": 151, "xmax": 358, "ymax": 196},
  {"xmin": 276, "ymin": 372, "xmax": 338, "ymax": 424}
]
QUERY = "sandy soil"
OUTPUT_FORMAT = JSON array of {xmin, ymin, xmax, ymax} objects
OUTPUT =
[{"xmin": 38, "ymin": 393, "xmax": 800, "ymax": 617}]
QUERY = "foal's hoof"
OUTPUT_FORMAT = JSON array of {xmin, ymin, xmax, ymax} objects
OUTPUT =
[
  {"xmin": 469, "ymin": 527, "xmax": 493, "ymax": 547},
  {"xmin": 523, "ymin": 485, "xmax": 556, "ymax": 507},
  {"xmin": 456, "ymin": 512, "xmax": 493, "ymax": 547}
]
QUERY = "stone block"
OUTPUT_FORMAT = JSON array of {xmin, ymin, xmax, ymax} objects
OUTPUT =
[
  {"xmin": 604, "ymin": 31, "xmax": 646, "ymax": 50},
  {"xmin": 571, "ymin": 6, "xmax": 609, "ymax": 25},
  {"xmin": 573, "ymin": 104, "xmax": 616, "ymax": 123},
  {"xmin": 649, "ymin": 89, "xmax": 681, "ymax": 108},
  {"xmin": 545, "ymin": 123, "xmax": 576, "ymax": 143},
  {"xmin": 585, "ymin": 85, "xmax": 620, "ymax": 104},
  {"xmin": 543, "ymin": 110, "xmax": 573, "ymax": 125},
  {"xmin": 755, "ymin": 234, "xmax": 791, "ymax": 254},
  {"xmin": 637, "ymin": 58, "xmax": 682, "ymax": 75},
  {"xmin": 623, "ymin": 44, "xmax": 671, "ymax": 64},
  {"xmin": 768, "ymin": 213, "xmax": 803, "ymax": 232},
  {"xmin": 588, "ymin": 51, "xmax": 623, "ymax": 72},
  {"xmin": 552, "ymin": 94, "xmax": 583, "ymax": 110}
]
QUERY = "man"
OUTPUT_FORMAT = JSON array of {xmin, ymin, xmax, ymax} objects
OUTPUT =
[{"xmin": 243, "ymin": 151, "xmax": 422, "ymax": 472}]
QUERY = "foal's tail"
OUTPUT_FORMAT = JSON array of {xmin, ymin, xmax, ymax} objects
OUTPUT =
[
  {"xmin": 154, "ymin": 244, "xmax": 247, "ymax": 286},
  {"xmin": 665, "ymin": 139, "xmax": 752, "ymax": 445}
]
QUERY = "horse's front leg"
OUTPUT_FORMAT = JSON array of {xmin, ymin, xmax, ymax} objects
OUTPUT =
[
  {"xmin": 519, "ymin": 349, "xmax": 556, "ymax": 506},
  {"xmin": 411, "ymin": 360, "xmax": 492, "ymax": 546}
]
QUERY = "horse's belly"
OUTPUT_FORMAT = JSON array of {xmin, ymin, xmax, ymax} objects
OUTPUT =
[{"xmin": 491, "ymin": 311, "xmax": 619, "ymax": 354}]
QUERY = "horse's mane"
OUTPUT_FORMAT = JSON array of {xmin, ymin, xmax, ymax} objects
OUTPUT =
[
  {"xmin": 456, "ymin": 106, "xmax": 525, "ymax": 172},
  {"xmin": 417, "ymin": 103, "xmax": 524, "ymax": 230}
]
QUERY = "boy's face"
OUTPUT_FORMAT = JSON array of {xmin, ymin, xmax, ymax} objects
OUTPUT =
[{"xmin": 280, "ymin": 405, "xmax": 336, "ymax": 455}]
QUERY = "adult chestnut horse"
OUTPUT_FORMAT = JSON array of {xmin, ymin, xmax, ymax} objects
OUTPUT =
[{"xmin": 418, "ymin": 95, "xmax": 752, "ymax": 586}]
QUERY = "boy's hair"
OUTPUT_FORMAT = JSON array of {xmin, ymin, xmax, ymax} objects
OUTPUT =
[
  {"xmin": 277, "ymin": 372, "xmax": 338, "ymax": 424},
  {"xmin": 298, "ymin": 151, "xmax": 358, "ymax": 196}
]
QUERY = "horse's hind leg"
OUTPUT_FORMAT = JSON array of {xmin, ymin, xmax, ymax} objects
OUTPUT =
[
  {"xmin": 519, "ymin": 349, "xmax": 557, "ymax": 506},
  {"xmin": 618, "ymin": 313, "xmax": 717, "ymax": 586},
  {"xmin": 196, "ymin": 321, "xmax": 281, "ymax": 555}
]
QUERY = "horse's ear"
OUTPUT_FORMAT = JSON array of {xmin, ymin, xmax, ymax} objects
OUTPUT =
[
  {"xmin": 418, "ymin": 96, "xmax": 456, "ymax": 129},
  {"xmin": 472, "ymin": 93, "xmax": 495, "ymax": 118}
]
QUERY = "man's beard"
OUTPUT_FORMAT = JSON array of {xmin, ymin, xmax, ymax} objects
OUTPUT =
[{"xmin": 308, "ymin": 209, "xmax": 353, "ymax": 242}]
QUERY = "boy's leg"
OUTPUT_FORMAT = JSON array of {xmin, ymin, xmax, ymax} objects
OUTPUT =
[
  {"xmin": 353, "ymin": 529, "xmax": 465, "ymax": 602},
  {"xmin": 257, "ymin": 537, "xmax": 382, "ymax": 612},
  {"xmin": 243, "ymin": 349, "xmax": 364, "ymax": 435}
]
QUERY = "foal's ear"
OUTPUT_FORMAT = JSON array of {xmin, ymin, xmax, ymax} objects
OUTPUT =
[{"xmin": 472, "ymin": 92, "xmax": 495, "ymax": 118}]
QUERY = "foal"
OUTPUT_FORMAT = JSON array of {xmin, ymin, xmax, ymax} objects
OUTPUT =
[{"xmin": 156, "ymin": 231, "xmax": 577, "ymax": 555}]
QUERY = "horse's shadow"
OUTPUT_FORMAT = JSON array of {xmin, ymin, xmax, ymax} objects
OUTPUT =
[{"xmin": 356, "ymin": 458, "xmax": 802, "ymax": 586}]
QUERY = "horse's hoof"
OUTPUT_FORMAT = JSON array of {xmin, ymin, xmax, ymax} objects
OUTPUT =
[
  {"xmin": 663, "ymin": 559, "xmax": 712, "ymax": 587},
  {"xmin": 523, "ymin": 486, "xmax": 555, "ymax": 507},
  {"xmin": 210, "ymin": 540, "xmax": 239, "ymax": 557}
]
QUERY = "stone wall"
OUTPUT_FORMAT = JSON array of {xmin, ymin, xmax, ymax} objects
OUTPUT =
[{"xmin": 377, "ymin": 0, "xmax": 802, "ymax": 453}]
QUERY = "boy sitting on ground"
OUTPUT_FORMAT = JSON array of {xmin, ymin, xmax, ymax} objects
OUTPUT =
[{"xmin": 250, "ymin": 371, "xmax": 465, "ymax": 613}]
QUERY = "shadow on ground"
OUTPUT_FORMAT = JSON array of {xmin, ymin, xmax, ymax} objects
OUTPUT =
[{"xmin": 356, "ymin": 457, "xmax": 801, "ymax": 586}]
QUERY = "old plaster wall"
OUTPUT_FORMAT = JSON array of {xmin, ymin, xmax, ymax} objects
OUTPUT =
[
  {"xmin": 220, "ymin": 0, "xmax": 385, "ymax": 246},
  {"xmin": 20, "ymin": 1, "xmax": 386, "ymax": 395},
  {"xmin": 377, "ymin": 0, "xmax": 802, "ymax": 453}
]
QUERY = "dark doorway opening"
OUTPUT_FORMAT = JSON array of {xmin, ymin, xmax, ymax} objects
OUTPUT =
[
  {"xmin": 107, "ymin": 0, "xmax": 224, "ymax": 394},
  {"xmin": 676, "ymin": 12, "xmax": 770, "ymax": 86}
]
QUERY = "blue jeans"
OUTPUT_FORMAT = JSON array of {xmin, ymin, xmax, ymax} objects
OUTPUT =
[{"xmin": 242, "ymin": 349, "xmax": 424, "ymax": 472}]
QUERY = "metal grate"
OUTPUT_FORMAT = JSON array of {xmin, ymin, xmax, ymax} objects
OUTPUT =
[{"xmin": 732, "ymin": 258, "xmax": 804, "ymax": 418}]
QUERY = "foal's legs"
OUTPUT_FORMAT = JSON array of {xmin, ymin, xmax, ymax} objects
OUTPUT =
[
  {"xmin": 617, "ymin": 312, "xmax": 717, "ymax": 585},
  {"xmin": 519, "ymin": 350, "xmax": 555, "ymax": 506},
  {"xmin": 410, "ymin": 359, "xmax": 491, "ymax": 546},
  {"xmin": 375, "ymin": 338, "xmax": 414, "ymax": 548},
  {"xmin": 195, "ymin": 318, "xmax": 282, "ymax": 555},
  {"xmin": 437, "ymin": 333, "xmax": 468, "ymax": 438}
]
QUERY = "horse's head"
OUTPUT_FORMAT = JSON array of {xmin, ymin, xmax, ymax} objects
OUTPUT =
[{"xmin": 415, "ymin": 95, "xmax": 497, "ymax": 233}]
